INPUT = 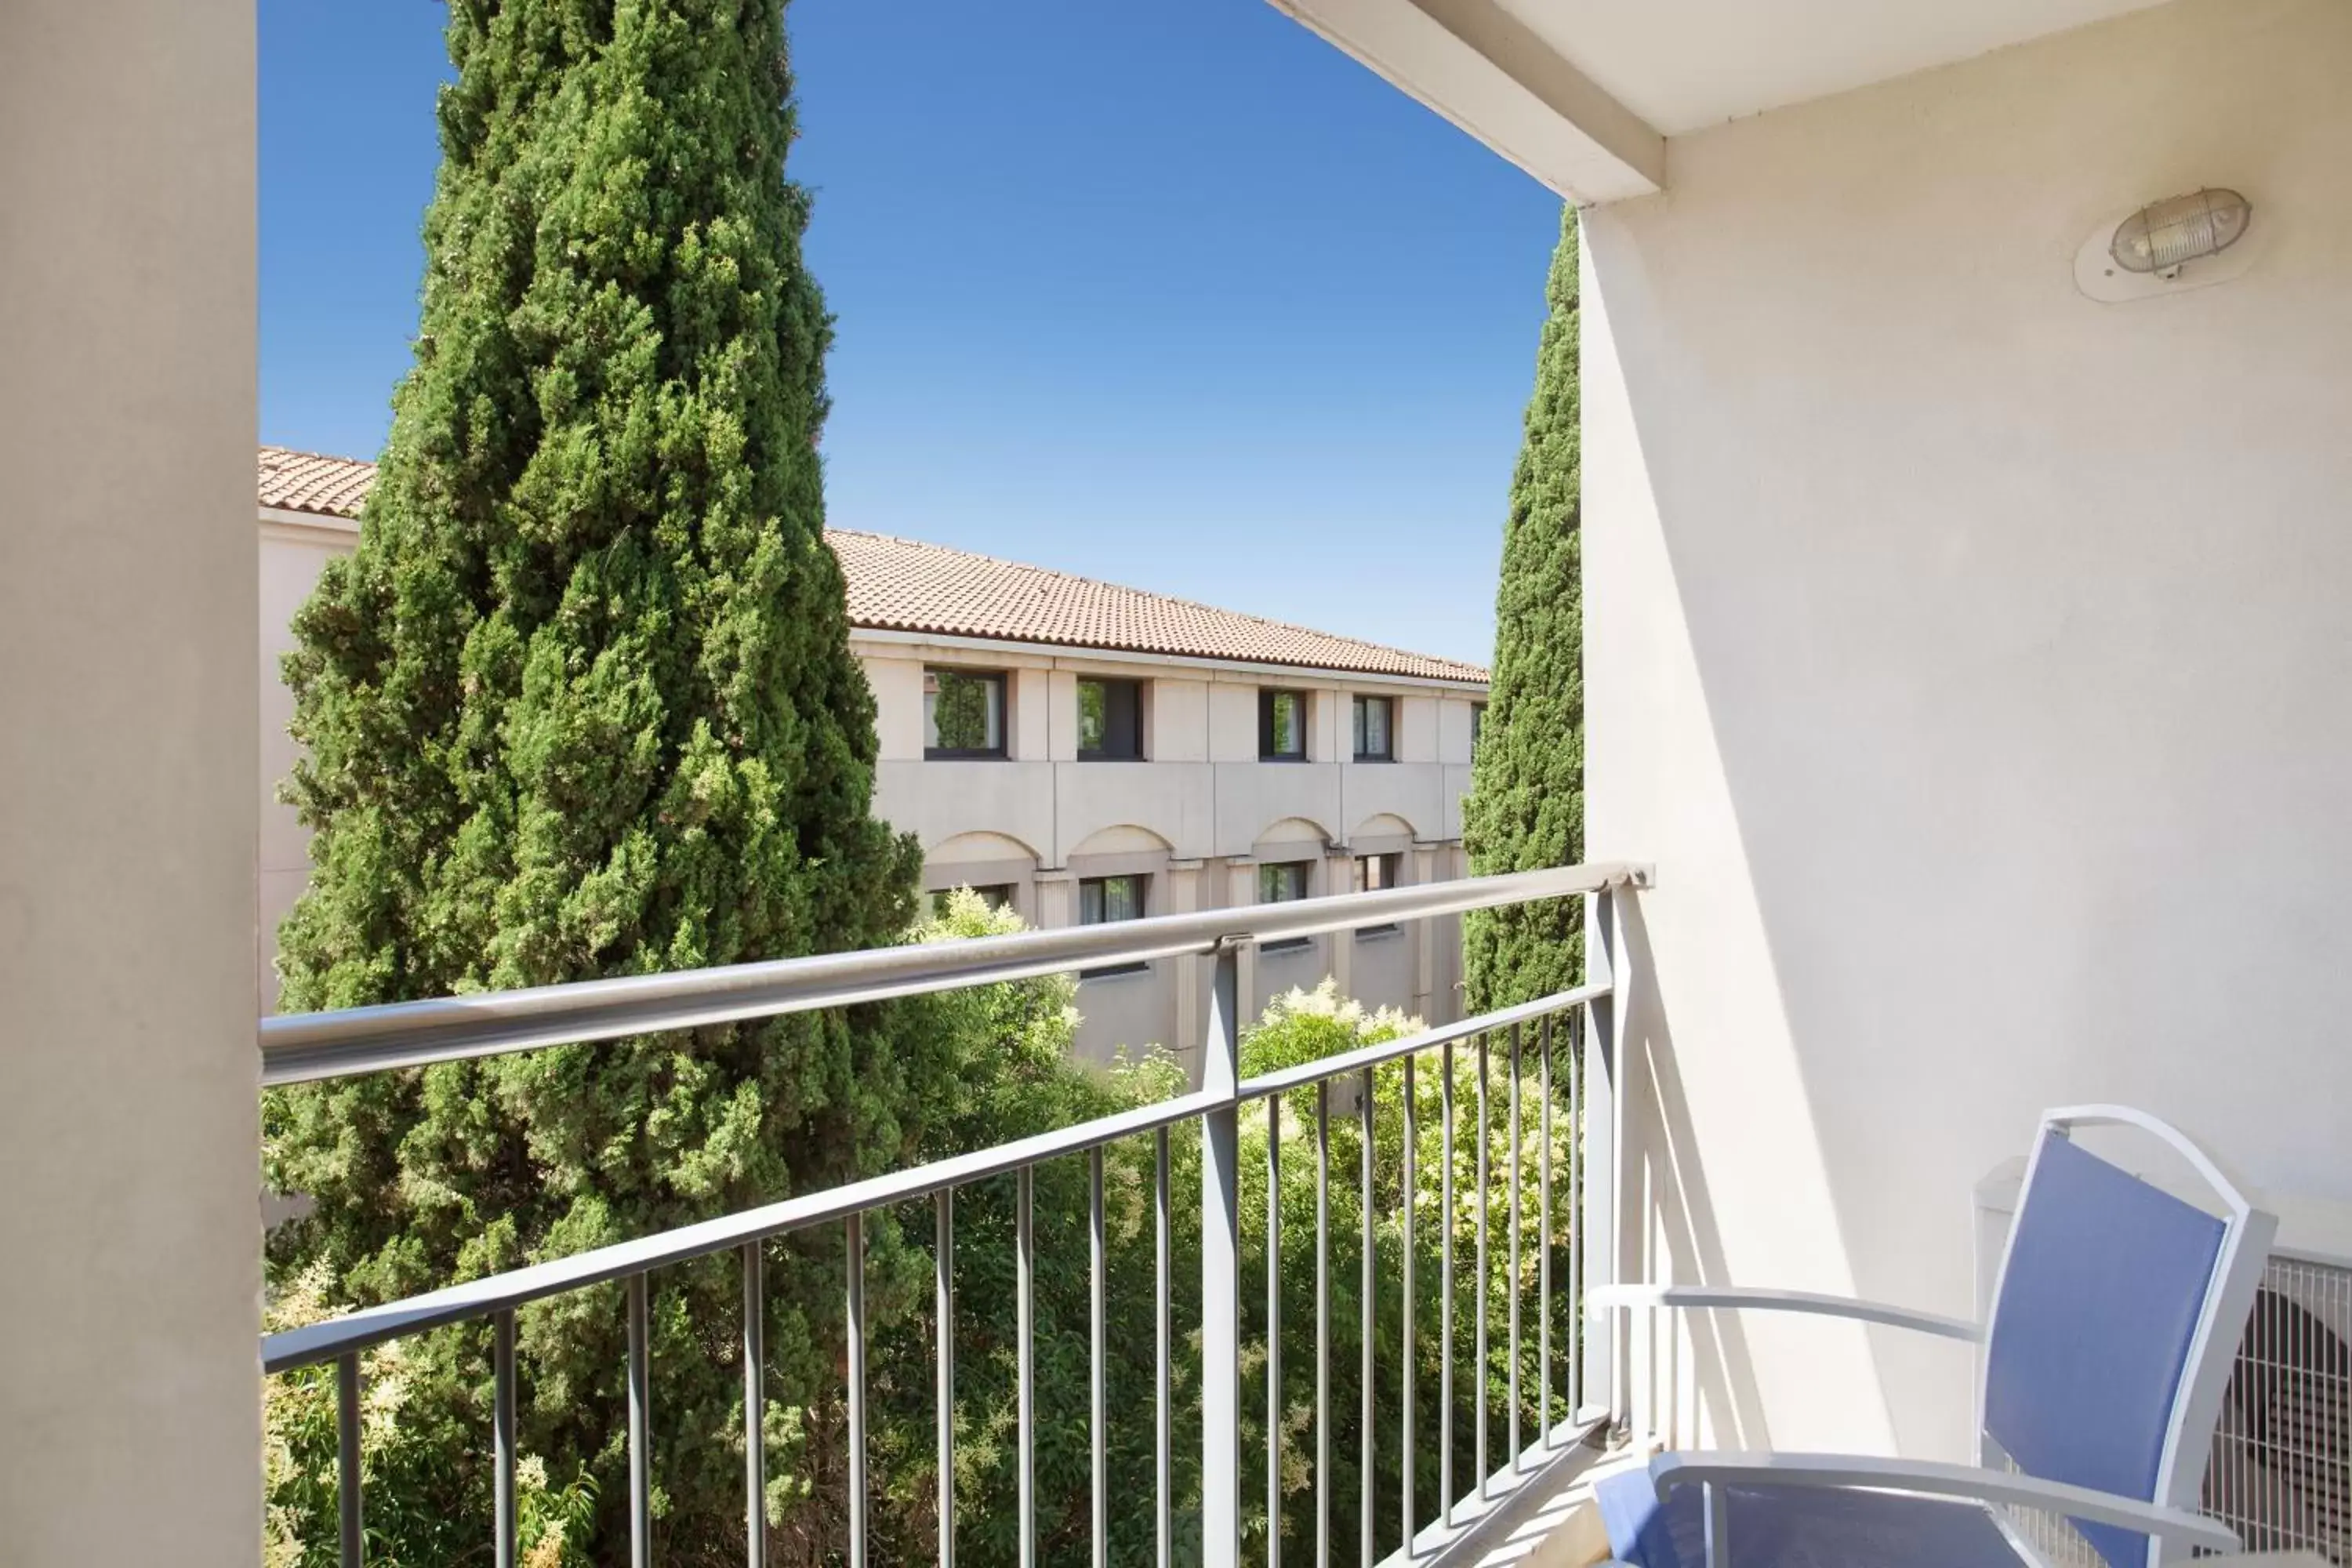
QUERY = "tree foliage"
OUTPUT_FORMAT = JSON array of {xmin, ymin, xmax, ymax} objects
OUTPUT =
[
  {"xmin": 1463, "ymin": 208, "xmax": 1586, "ymax": 1010},
  {"xmin": 265, "ymin": 2, "xmax": 925, "ymax": 1558}
]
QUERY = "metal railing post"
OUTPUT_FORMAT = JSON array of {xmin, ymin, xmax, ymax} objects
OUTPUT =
[
  {"xmin": 1583, "ymin": 885, "xmax": 1623, "ymax": 1428},
  {"xmin": 1201, "ymin": 938, "xmax": 1244, "ymax": 1562},
  {"xmin": 935, "ymin": 1193, "xmax": 955, "ymax": 1568},
  {"xmin": 1091, "ymin": 1147, "xmax": 1109, "ymax": 1568},
  {"xmin": 848, "ymin": 1213, "xmax": 869, "ymax": 1568},
  {"xmin": 495, "ymin": 1308, "xmax": 517, "ymax": 1568},
  {"xmin": 1156, "ymin": 1129, "xmax": 1174, "ymax": 1568},
  {"xmin": 627, "ymin": 1273, "xmax": 652, "ymax": 1568},
  {"xmin": 1018, "ymin": 1167, "xmax": 1036, "ymax": 1568},
  {"xmin": 336, "ymin": 1352, "xmax": 363, "ymax": 1568},
  {"xmin": 742, "ymin": 1244, "xmax": 765, "ymax": 1568}
]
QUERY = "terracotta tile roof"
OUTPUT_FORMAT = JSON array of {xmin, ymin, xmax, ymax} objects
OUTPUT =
[
  {"xmin": 829, "ymin": 529, "xmax": 1485, "ymax": 683},
  {"xmin": 258, "ymin": 446, "xmax": 379, "ymax": 519},
  {"xmin": 256, "ymin": 448, "xmax": 1486, "ymax": 684}
]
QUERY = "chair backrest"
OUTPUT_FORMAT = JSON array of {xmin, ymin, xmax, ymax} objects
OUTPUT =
[{"xmin": 1978, "ymin": 1107, "xmax": 2276, "ymax": 1568}]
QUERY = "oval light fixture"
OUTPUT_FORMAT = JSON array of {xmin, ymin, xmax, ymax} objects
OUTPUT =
[
  {"xmin": 2075, "ymin": 186, "xmax": 2263, "ymax": 303},
  {"xmin": 2110, "ymin": 187, "xmax": 2252, "ymax": 277}
]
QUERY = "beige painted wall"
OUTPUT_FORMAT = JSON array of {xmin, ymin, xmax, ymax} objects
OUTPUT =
[
  {"xmin": 0, "ymin": 1, "xmax": 260, "ymax": 1561},
  {"xmin": 260, "ymin": 516, "xmax": 360, "ymax": 1010},
  {"xmin": 1582, "ymin": 0, "xmax": 2352, "ymax": 1464},
  {"xmin": 860, "ymin": 638, "xmax": 1486, "ymax": 1064}
]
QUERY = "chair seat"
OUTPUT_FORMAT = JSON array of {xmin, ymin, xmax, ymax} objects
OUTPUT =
[{"xmin": 1595, "ymin": 1465, "xmax": 2027, "ymax": 1568}]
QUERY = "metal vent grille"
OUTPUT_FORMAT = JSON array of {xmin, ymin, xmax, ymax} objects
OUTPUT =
[
  {"xmin": 1993, "ymin": 1248, "xmax": 2352, "ymax": 1568},
  {"xmin": 2205, "ymin": 1250, "xmax": 2352, "ymax": 1562}
]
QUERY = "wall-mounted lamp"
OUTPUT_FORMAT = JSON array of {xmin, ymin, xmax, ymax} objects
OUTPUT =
[
  {"xmin": 2111, "ymin": 187, "xmax": 2252, "ymax": 276},
  {"xmin": 2075, "ymin": 186, "xmax": 2261, "ymax": 303}
]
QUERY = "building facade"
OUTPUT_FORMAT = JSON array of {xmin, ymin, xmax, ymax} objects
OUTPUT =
[{"xmin": 256, "ymin": 448, "xmax": 1489, "ymax": 1070}]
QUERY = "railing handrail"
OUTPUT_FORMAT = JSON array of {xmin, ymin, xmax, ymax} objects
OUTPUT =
[
  {"xmin": 260, "ymin": 861, "xmax": 1649, "ymax": 1086},
  {"xmin": 1237, "ymin": 979, "xmax": 1610, "ymax": 1101},
  {"xmin": 261, "ymin": 980, "xmax": 1605, "ymax": 1374},
  {"xmin": 264, "ymin": 1086, "xmax": 1220, "ymax": 1374}
]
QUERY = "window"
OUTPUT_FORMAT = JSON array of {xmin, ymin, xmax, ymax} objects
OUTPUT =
[
  {"xmin": 1259, "ymin": 859, "xmax": 1313, "ymax": 953},
  {"xmin": 1353, "ymin": 852, "xmax": 1403, "ymax": 938},
  {"xmin": 931, "ymin": 884, "xmax": 1014, "ymax": 919},
  {"xmin": 1079, "ymin": 873, "xmax": 1149, "ymax": 978},
  {"xmin": 1472, "ymin": 702, "xmax": 1487, "ymax": 753},
  {"xmin": 1352, "ymin": 695, "xmax": 1394, "ymax": 761},
  {"xmin": 1259, "ymin": 688, "xmax": 1306, "ymax": 760},
  {"xmin": 1258, "ymin": 861, "xmax": 1310, "ymax": 903},
  {"xmin": 1080, "ymin": 873, "xmax": 1147, "ymax": 924},
  {"xmin": 1077, "ymin": 677, "xmax": 1144, "ymax": 760},
  {"xmin": 924, "ymin": 668, "xmax": 1006, "ymax": 758}
]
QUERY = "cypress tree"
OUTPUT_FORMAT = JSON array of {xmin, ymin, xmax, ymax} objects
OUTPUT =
[
  {"xmin": 1462, "ymin": 208, "xmax": 1584, "ymax": 1011},
  {"xmin": 267, "ymin": 1, "xmax": 924, "ymax": 1555}
]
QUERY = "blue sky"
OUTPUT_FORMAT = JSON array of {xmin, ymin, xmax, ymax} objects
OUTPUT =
[{"xmin": 260, "ymin": 0, "xmax": 1563, "ymax": 667}]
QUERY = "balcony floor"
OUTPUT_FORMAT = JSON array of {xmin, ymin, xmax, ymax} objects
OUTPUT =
[{"xmin": 1403, "ymin": 1439, "xmax": 1646, "ymax": 1568}]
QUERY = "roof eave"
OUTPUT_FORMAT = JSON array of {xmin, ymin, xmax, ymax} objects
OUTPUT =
[{"xmin": 847, "ymin": 624, "xmax": 1490, "ymax": 691}]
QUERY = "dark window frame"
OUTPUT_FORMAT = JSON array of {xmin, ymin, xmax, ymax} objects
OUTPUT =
[
  {"xmin": 1353, "ymin": 851, "xmax": 1403, "ymax": 938},
  {"xmin": 1259, "ymin": 688, "xmax": 1308, "ymax": 761},
  {"xmin": 1472, "ymin": 702, "xmax": 1488, "ymax": 753},
  {"xmin": 1352, "ymin": 694, "xmax": 1396, "ymax": 762},
  {"xmin": 924, "ymin": 666, "xmax": 1009, "ymax": 760},
  {"xmin": 1076, "ymin": 677, "xmax": 1145, "ymax": 762},
  {"xmin": 1258, "ymin": 859, "xmax": 1315, "ymax": 953},
  {"xmin": 1078, "ymin": 873, "xmax": 1150, "ymax": 978}
]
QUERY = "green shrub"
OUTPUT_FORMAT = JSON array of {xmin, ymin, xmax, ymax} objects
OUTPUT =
[
  {"xmin": 263, "ymin": 1264, "xmax": 597, "ymax": 1568},
  {"xmin": 1238, "ymin": 982, "xmax": 1577, "ymax": 1562}
]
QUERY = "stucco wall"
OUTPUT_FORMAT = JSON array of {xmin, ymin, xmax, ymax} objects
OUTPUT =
[
  {"xmin": 859, "ymin": 639, "xmax": 1486, "ymax": 1062},
  {"xmin": 259, "ymin": 517, "xmax": 360, "ymax": 1010},
  {"xmin": 1, "ymin": 1, "xmax": 260, "ymax": 1560},
  {"xmin": 1582, "ymin": 0, "xmax": 2352, "ymax": 1462}
]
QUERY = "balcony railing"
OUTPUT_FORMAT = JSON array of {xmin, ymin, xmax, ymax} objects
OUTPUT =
[{"xmin": 260, "ymin": 860, "xmax": 1651, "ymax": 1567}]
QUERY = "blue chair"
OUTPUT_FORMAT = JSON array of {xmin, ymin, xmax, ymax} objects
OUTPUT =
[{"xmin": 1589, "ymin": 1106, "xmax": 2275, "ymax": 1568}]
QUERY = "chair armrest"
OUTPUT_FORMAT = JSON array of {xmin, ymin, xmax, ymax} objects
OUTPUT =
[
  {"xmin": 1650, "ymin": 1451, "xmax": 2241, "ymax": 1554},
  {"xmin": 1588, "ymin": 1283, "xmax": 1980, "ymax": 1343}
]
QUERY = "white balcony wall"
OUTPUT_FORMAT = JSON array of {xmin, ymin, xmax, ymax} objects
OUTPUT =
[
  {"xmin": 1582, "ymin": 0, "xmax": 2352, "ymax": 1466},
  {"xmin": 259, "ymin": 516, "xmax": 359, "ymax": 1010},
  {"xmin": 1, "ymin": 0, "xmax": 260, "ymax": 1561}
]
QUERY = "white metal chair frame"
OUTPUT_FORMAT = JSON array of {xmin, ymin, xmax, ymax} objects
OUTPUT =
[{"xmin": 1589, "ymin": 1105, "xmax": 2278, "ymax": 1568}]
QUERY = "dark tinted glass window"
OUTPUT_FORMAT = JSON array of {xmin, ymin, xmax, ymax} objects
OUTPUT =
[
  {"xmin": 924, "ymin": 668, "xmax": 1005, "ymax": 757},
  {"xmin": 1080, "ymin": 874, "xmax": 1146, "ymax": 924},
  {"xmin": 1078, "ymin": 678, "xmax": 1143, "ymax": 760},
  {"xmin": 1258, "ymin": 861, "xmax": 1310, "ymax": 903},
  {"xmin": 1352, "ymin": 853, "xmax": 1403, "ymax": 938},
  {"xmin": 1259, "ymin": 689, "xmax": 1305, "ymax": 760},
  {"xmin": 1078, "ymin": 874, "xmax": 1149, "ymax": 978}
]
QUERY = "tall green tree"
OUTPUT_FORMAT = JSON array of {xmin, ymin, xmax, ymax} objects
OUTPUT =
[
  {"xmin": 1463, "ymin": 208, "xmax": 1585, "ymax": 1011},
  {"xmin": 266, "ymin": 1, "xmax": 924, "ymax": 1557}
]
